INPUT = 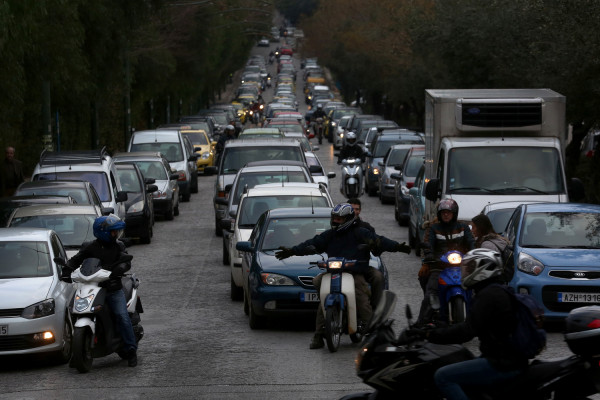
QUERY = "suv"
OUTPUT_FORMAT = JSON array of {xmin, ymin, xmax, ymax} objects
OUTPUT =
[
  {"xmin": 227, "ymin": 182, "xmax": 334, "ymax": 300},
  {"xmin": 31, "ymin": 147, "xmax": 128, "ymax": 220},
  {"xmin": 391, "ymin": 146, "xmax": 425, "ymax": 224},
  {"xmin": 208, "ymin": 138, "xmax": 308, "ymax": 236},
  {"xmin": 365, "ymin": 129, "xmax": 424, "ymax": 196},
  {"xmin": 128, "ymin": 129, "xmax": 198, "ymax": 202}
]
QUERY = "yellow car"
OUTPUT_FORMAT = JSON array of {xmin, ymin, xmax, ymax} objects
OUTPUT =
[
  {"xmin": 231, "ymin": 102, "xmax": 246, "ymax": 124},
  {"xmin": 181, "ymin": 129, "xmax": 216, "ymax": 174}
]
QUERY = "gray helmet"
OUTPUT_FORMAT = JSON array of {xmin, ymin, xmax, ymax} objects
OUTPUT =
[
  {"xmin": 330, "ymin": 203, "xmax": 356, "ymax": 232},
  {"xmin": 225, "ymin": 124, "xmax": 235, "ymax": 134},
  {"xmin": 437, "ymin": 198, "xmax": 459, "ymax": 223},
  {"xmin": 345, "ymin": 131, "xmax": 357, "ymax": 147},
  {"xmin": 461, "ymin": 249, "xmax": 503, "ymax": 289}
]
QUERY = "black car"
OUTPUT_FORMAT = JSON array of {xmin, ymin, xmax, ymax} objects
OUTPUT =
[{"xmin": 115, "ymin": 163, "xmax": 157, "ymax": 244}]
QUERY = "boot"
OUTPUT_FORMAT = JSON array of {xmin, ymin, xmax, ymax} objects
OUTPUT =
[
  {"xmin": 127, "ymin": 350, "xmax": 138, "ymax": 367},
  {"xmin": 309, "ymin": 333, "xmax": 324, "ymax": 349}
]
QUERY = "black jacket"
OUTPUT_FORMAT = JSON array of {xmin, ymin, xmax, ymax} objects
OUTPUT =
[
  {"xmin": 423, "ymin": 220, "xmax": 475, "ymax": 260},
  {"xmin": 338, "ymin": 145, "xmax": 366, "ymax": 163},
  {"xmin": 427, "ymin": 282, "xmax": 528, "ymax": 370}
]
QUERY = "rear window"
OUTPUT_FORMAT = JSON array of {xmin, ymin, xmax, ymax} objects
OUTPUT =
[
  {"xmin": 261, "ymin": 217, "xmax": 330, "ymax": 250},
  {"xmin": 16, "ymin": 187, "xmax": 90, "ymax": 204},
  {"xmin": 130, "ymin": 142, "xmax": 183, "ymax": 162},
  {"xmin": 239, "ymin": 195, "xmax": 330, "ymax": 227},
  {"xmin": 131, "ymin": 161, "xmax": 167, "ymax": 181},
  {"xmin": 233, "ymin": 171, "xmax": 308, "ymax": 205},
  {"xmin": 10, "ymin": 214, "xmax": 96, "ymax": 248},
  {"xmin": 36, "ymin": 172, "xmax": 111, "ymax": 202},
  {"xmin": 221, "ymin": 146, "xmax": 304, "ymax": 174},
  {"xmin": 182, "ymin": 132, "xmax": 208, "ymax": 145}
]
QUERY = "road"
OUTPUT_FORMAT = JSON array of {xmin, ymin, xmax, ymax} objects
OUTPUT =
[{"xmin": 0, "ymin": 40, "xmax": 582, "ymax": 400}]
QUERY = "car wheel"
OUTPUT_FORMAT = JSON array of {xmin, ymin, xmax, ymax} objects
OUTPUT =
[
  {"xmin": 215, "ymin": 218, "xmax": 223, "ymax": 236},
  {"xmin": 230, "ymin": 274, "xmax": 243, "ymax": 301},
  {"xmin": 165, "ymin": 200, "xmax": 174, "ymax": 221},
  {"xmin": 182, "ymin": 190, "xmax": 191, "ymax": 202},
  {"xmin": 140, "ymin": 224, "xmax": 152, "ymax": 244},
  {"xmin": 248, "ymin": 301, "xmax": 265, "ymax": 329},
  {"xmin": 408, "ymin": 223, "xmax": 416, "ymax": 248},
  {"xmin": 366, "ymin": 180, "xmax": 376, "ymax": 197},
  {"xmin": 394, "ymin": 199, "xmax": 400, "ymax": 222},
  {"xmin": 71, "ymin": 327, "xmax": 93, "ymax": 373},
  {"xmin": 222, "ymin": 238, "xmax": 230, "ymax": 265},
  {"xmin": 174, "ymin": 201, "xmax": 180, "ymax": 216},
  {"xmin": 191, "ymin": 174, "xmax": 199, "ymax": 194},
  {"xmin": 50, "ymin": 316, "xmax": 73, "ymax": 364},
  {"xmin": 243, "ymin": 287, "xmax": 249, "ymax": 316}
]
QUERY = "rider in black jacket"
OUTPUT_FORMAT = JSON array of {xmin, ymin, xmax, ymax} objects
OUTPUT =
[
  {"xmin": 337, "ymin": 131, "xmax": 366, "ymax": 164},
  {"xmin": 64, "ymin": 215, "xmax": 138, "ymax": 367}
]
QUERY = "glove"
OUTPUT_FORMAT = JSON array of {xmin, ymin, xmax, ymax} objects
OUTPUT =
[
  {"xmin": 418, "ymin": 264, "xmax": 430, "ymax": 278},
  {"xmin": 406, "ymin": 327, "xmax": 429, "ymax": 340},
  {"xmin": 275, "ymin": 246, "xmax": 295, "ymax": 260},
  {"xmin": 60, "ymin": 267, "xmax": 73, "ymax": 283},
  {"xmin": 395, "ymin": 242, "xmax": 411, "ymax": 254}
]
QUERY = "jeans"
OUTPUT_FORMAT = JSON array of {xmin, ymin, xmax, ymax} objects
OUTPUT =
[
  {"xmin": 106, "ymin": 290, "xmax": 137, "ymax": 352},
  {"xmin": 434, "ymin": 357, "xmax": 523, "ymax": 400}
]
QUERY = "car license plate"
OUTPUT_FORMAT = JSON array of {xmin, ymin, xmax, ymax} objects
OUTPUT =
[
  {"xmin": 300, "ymin": 292, "xmax": 319, "ymax": 302},
  {"xmin": 558, "ymin": 292, "xmax": 600, "ymax": 303},
  {"xmin": 0, "ymin": 325, "xmax": 7, "ymax": 335}
]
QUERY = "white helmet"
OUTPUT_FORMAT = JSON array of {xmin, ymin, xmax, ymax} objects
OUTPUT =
[
  {"xmin": 461, "ymin": 248, "xmax": 503, "ymax": 289},
  {"xmin": 345, "ymin": 131, "xmax": 357, "ymax": 147}
]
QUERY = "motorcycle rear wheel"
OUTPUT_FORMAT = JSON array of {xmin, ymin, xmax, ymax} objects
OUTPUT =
[
  {"xmin": 325, "ymin": 305, "xmax": 342, "ymax": 352},
  {"xmin": 71, "ymin": 327, "xmax": 93, "ymax": 373},
  {"xmin": 450, "ymin": 296, "xmax": 467, "ymax": 324}
]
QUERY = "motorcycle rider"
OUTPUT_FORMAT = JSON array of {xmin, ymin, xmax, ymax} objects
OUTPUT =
[
  {"xmin": 275, "ymin": 203, "xmax": 411, "ymax": 349},
  {"xmin": 417, "ymin": 199, "xmax": 475, "ymax": 325},
  {"xmin": 311, "ymin": 104, "xmax": 327, "ymax": 143},
  {"xmin": 215, "ymin": 124, "xmax": 236, "ymax": 166},
  {"xmin": 337, "ymin": 131, "xmax": 366, "ymax": 164},
  {"xmin": 62, "ymin": 214, "xmax": 138, "ymax": 367},
  {"xmin": 412, "ymin": 249, "xmax": 530, "ymax": 400}
]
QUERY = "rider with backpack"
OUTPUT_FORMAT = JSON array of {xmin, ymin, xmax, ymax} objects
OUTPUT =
[{"xmin": 409, "ymin": 249, "xmax": 546, "ymax": 400}]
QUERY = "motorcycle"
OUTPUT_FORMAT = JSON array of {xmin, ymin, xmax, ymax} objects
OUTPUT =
[
  {"xmin": 312, "ymin": 256, "xmax": 364, "ymax": 352},
  {"xmin": 60, "ymin": 255, "xmax": 144, "ymax": 373},
  {"xmin": 339, "ymin": 158, "xmax": 365, "ymax": 199},
  {"xmin": 342, "ymin": 291, "xmax": 600, "ymax": 400},
  {"xmin": 314, "ymin": 117, "xmax": 324, "ymax": 144},
  {"xmin": 424, "ymin": 250, "xmax": 471, "ymax": 325}
]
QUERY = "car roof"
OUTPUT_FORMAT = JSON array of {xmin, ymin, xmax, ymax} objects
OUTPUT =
[
  {"xmin": 223, "ymin": 138, "xmax": 303, "ymax": 148},
  {"xmin": 131, "ymin": 130, "xmax": 181, "ymax": 143},
  {"xmin": 245, "ymin": 182, "xmax": 328, "ymax": 196},
  {"xmin": 520, "ymin": 203, "xmax": 600, "ymax": 213},
  {"xmin": 114, "ymin": 151, "xmax": 166, "ymax": 161},
  {"xmin": 0, "ymin": 227, "xmax": 54, "ymax": 241},
  {"xmin": 10, "ymin": 204, "xmax": 100, "ymax": 217},
  {"xmin": 266, "ymin": 207, "xmax": 332, "ymax": 218},
  {"xmin": 240, "ymin": 128, "xmax": 282, "ymax": 134},
  {"xmin": 482, "ymin": 201, "xmax": 548, "ymax": 213}
]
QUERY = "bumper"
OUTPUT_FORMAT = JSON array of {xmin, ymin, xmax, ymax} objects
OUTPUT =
[
  {"xmin": 0, "ymin": 314, "xmax": 66, "ymax": 355},
  {"xmin": 231, "ymin": 261, "xmax": 243, "ymax": 286},
  {"xmin": 152, "ymin": 198, "xmax": 172, "ymax": 215},
  {"xmin": 380, "ymin": 184, "xmax": 395, "ymax": 199},
  {"xmin": 250, "ymin": 286, "xmax": 319, "ymax": 317}
]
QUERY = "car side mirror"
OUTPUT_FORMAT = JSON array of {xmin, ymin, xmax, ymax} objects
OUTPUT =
[
  {"xmin": 144, "ymin": 177, "xmax": 156, "ymax": 185},
  {"xmin": 116, "ymin": 191, "xmax": 128, "ymax": 203},
  {"xmin": 188, "ymin": 154, "xmax": 198, "ymax": 162},
  {"xmin": 394, "ymin": 165, "xmax": 402, "ymax": 171},
  {"xmin": 425, "ymin": 178, "xmax": 441, "ymax": 202},
  {"xmin": 327, "ymin": 172, "xmax": 336, "ymax": 179},
  {"xmin": 194, "ymin": 146, "xmax": 202, "ymax": 152},
  {"xmin": 101, "ymin": 207, "xmax": 114, "ymax": 216},
  {"xmin": 54, "ymin": 257, "xmax": 67, "ymax": 267},
  {"xmin": 390, "ymin": 173, "xmax": 402, "ymax": 180},
  {"xmin": 309, "ymin": 165, "xmax": 323, "ymax": 174},
  {"xmin": 146, "ymin": 184, "xmax": 158, "ymax": 193},
  {"xmin": 170, "ymin": 173, "xmax": 180, "ymax": 180},
  {"xmin": 236, "ymin": 241, "xmax": 253, "ymax": 252}
]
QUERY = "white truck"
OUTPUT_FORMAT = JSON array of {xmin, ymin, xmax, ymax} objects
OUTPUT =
[{"xmin": 423, "ymin": 89, "xmax": 584, "ymax": 222}]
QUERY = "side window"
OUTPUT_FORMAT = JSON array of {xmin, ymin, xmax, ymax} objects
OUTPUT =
[
  {"xmin": 90, "ymin": 185, "xmax": 102, "ymax": 207},
  {"xmin": 250, "ymin": 214, "xmax": 266, "ymax": 247},
  {"xmin": 110, "ymin": 172, "xmax": 118, "ymax": 198},
  {"xmin": 50, "ymin": 233, "xmax": 67, "ymax": 274},
  {"xmin": 505, "ymin": 207, "xmax": 521, "ymax": 244}
]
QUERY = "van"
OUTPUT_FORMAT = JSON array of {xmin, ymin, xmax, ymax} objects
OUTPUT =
[
  {"xmin": 31, "ymin": 147, "xmax": 128, "ymax": 220},
  {"xmin": 128, "ymin": 129, "xmax": 198, "ymax": 202}
]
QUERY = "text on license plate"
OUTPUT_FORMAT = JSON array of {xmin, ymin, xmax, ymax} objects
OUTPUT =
[
  {"xmin": 558, "ymin": 292, "xmax": 600, "ymax": 303},
  {"xmin": 0, "ymin": 325, "xmax": 7, "ymax": 335},
  {"xmin": 300, "ymin": 292, "xmax": 319, "ymax": 302}
]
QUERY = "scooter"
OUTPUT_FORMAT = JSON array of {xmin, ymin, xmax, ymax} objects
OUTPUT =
[
  {"xmin": 62, "ymin": 255, "xmax": 144, "ymax": 373},
  {"xmin": 339, "ymin": 158, "xmax": 364, "ymax": 199},
  {"xmin": 313, "ymin": 256, "xmax": 364, "ymax": 352},
  {"xmin": 342, "ymin": 291, "xmax": 600, "ymax": 400}
]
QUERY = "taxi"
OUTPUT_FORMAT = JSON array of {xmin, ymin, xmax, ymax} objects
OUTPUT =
[{"xmin": 180, "ymin": 129, "xmax": 216, "ymax": 174}]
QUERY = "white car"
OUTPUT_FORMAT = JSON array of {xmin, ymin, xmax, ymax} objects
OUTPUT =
[
  {"xmin": 0, "ymin": 228, "xmax": 75, "ymax": 363},
  {"xmin": 305, "ymin": 152, "xmax": 336, "ymax": 189},
  {"xmin": 228, "ymin": 183, "xmax": 334, "ymax": 300}
]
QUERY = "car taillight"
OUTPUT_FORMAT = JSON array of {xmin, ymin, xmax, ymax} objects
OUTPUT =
[
  {"xmin": 217, "ymin": 191, "xmax": 226, "ymax": 198},
  {"xmin": 407, "ymin": 182, "xmax": 414, "ymax": 189},
  {"xmin": 177, "ymin": 171, "xmax": 186, "ymax": 181}
]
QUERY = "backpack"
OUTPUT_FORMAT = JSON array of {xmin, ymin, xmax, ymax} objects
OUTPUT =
[
  {"xmin": 495, "ymin": 284, "xmax": 547, "ymax": 359},
  {"xmin": 489, "ymin": 238, "xmax": 515, "ymax": 282}
]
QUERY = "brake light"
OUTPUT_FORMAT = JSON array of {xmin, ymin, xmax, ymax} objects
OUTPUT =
[
  {"xmin": 407, "ymin": 182, "xmax": 414, "ymax": 189},
  {"xmin": 217, "ymin": 191, "xmax": 226, "ymax": 198},
  {"xmin": 177, "ymin": 171, "xmax": 186, "ymax": 181},
  {"xmin": 588, "ymin": 319, "xmax": 600, "ymax": 329}
]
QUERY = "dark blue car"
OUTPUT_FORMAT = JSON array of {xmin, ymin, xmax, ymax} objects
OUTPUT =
[
  {"xmin": 237, "ymin": 207, "xmax": 389, "ymax": 329},
  {"xmin": 504, "ymin": 202, "xmax": 600, "ymax": 320}
]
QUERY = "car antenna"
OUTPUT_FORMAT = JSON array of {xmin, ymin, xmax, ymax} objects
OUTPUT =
[{"xmin": 311, "ymin": 192, "xmax": 315, "ymax": 214}]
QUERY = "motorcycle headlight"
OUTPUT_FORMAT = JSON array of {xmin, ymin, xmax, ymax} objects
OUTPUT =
[
  {"xmin": 261, "ymin": 273, "xmax": 295, "ymax": 286},
  {"xmin": 331, "ymin": 122, "xmax": 337, "ymax": 127},
  {"xmin": 446, "ymin": 252, "xmax": 462, "ymax": 265},
  {"xmin": 21, "ymin": 299, "xmax": 55, "ymax": 319},
  {"xmin": 372, "ymin": 168, "xmax": 380, "ymax": 175},
  {"xmin": 74, "ymin": 294, "xmax": 94, "ymax": 312},
  {"xmin": 517, "ymin": 252, "xmax": 545, "ymax": 276},
  {"xmin": 328, "ymin": 260, "xmax": 343, "ymax": 269},
  {"xmin": 127, "ymin": 200, "xmax": 144, "ymax": 214}
]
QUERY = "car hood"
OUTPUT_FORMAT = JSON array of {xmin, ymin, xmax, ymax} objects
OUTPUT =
[
  {"xmin": 0, "ymin": 276, "xmax": 54, "ymax": 308},
  {"xmin": 521, "ymin": 248, "xmax": 600, "ymax": 268},
  {"xmin": 256, "ymin": 252, "xmax": 325, "ymax": 276}
]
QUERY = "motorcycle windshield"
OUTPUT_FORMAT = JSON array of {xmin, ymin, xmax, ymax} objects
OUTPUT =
[
  {"xmin": 367, "ymin": 290, "xmax": 397, "ymax": 331},
  {"xmin": 80, "ymin": 258, "xmax": 103, "ymax": 276}
]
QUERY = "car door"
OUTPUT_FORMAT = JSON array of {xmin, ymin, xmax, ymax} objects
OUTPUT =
[{"xmin": 242, "ymin": 213, "xmax": 266, "ymax": 295}]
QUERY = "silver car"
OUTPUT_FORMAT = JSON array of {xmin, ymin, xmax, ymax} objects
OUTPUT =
[{"xmin": 0, "ymin": 228, "xmax": 75, "ymax": 362}]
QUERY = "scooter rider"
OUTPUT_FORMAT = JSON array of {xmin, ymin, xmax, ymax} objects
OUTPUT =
[
  {"xmin": 275, "ymin": 203, "xmax": 411, "ymax": 349},
  {"xmin": 337, "ymin": 131, "xmax": 366, "ymax": 164},
  {"xmin": 410, "ymin": 249, "xmax": 530, "ymax": 400},
  {"xmin": 62, "ymin": 214, "xmax": 138, "ymax": 367},
  {"xmin": 417, "ymin": 199, "xmax": 475, "ymax": 325},
  {"xmin": 311, "ymin": 104, "xmax": 327, "ymax": 143},
  {"xmin": 215, "ymin": 124, "xmax": 236, "ymax": 165}
]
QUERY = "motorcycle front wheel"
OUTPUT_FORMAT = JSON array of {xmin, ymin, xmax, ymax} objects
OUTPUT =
[
  {"xmin": 450, "ymin": 296, "xmax": 467, "ymax": 324},
  {"xmin": 71, "ymin": 327, "xmax": 93, "ymax": 373},
  {"xmin": 325, "ymin": 305, "xmax": 342, "ymax": 352}
]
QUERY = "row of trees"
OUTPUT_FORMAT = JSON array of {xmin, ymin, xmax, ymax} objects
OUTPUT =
[
  {"xmin": 1, "ymin": 0, "xmax": 273, "ymax": 175},
  {"xmin": 279, "ymin": 0, "xmax": 600, "ymax": 203}
]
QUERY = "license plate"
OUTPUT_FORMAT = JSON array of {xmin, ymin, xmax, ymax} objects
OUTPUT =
[
  {"xmin": 0, "ymin": 325, "xmax": 7, "ymax": 335},
  {"xmin": 558, "ymin": 292, "xmax": 600, "ymax": 303},
  {"xmin": 300, "ymin": 292, "xmax": 319, "ymax": 302}
]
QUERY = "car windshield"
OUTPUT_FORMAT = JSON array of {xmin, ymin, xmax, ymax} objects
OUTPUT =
[
  {"xmin": 117, "ymin": 169, "xmax": 142, "ymax": 193},
  {"xmin": 239, "ymin": 196, "xmax": 330, "ymax": 227},
  {"xmin": 37, "ymin": 172, "xmax": 111, "ymax": 202},
  {"xmin": 233, "ymin": 171, "xmax": 309, "ymax": 205},
  {"xmin": 16, "ymin": 187, "xmax": 90, "ymax": 204},
  {"xmin": 0, "ymin": 241, "xmax": 52, "ymax": 278},
  {"xmin": 520, "ymin": 212, "xmax": 600, "ymax": 248},
  {"xmin": 405, "ymin": 153, "xmax": 425, "ymax": 176},
  {"xmin": 261, "ymin": 217, "xmax": 330, "ymax": 250},
  {"xmin": 221, "ymin": 147, "xmax": 304, "ymax": 173},
  {"xmin": 447, "ymin": 147, "xmax": 565, "ymax": 194},
  {"xmin": 182, "ymin": 131, "xmax": 209, "ymax": 145},
  {"xmin": 10, "ymin": 214, "xmax": 96, "ymax": 248},
  {"xmin": 132, "ymin": 161, "xmax": 167, "ymax": 180},
  {"xmin": 130, "ymin": 142, "xmax": 183, "ymax": 163}
]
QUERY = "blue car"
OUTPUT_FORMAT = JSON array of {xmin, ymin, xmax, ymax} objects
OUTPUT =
[
  {"xmin": 237, "ymin": 207, "xmax": 389, "ymax": 329},
  {"xmin": 504, "ymin": 202, "xmax": 600, "ymax": 321}
]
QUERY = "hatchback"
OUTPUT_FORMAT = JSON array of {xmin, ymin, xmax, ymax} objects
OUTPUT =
[{"xmin": 391, "ymin": 146, "xmax": 425, "ymax": 222}]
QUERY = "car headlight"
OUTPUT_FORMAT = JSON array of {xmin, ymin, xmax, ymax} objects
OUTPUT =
[
  {"xmin": 201, "ymin": 152, "xmax": 211, "ymax": 159},
  {"xmin": 128, "ymin": 200, "xmax": 144, "ymax": 214},
  {"xmin": 331, "ymin": 122, "xmax": 336, "ymax": 127},
  {"xmin": 517, "ymin": 252, "xmax": 544, "ymax": 276},
  {"xmin": 21, "ymin": 299, "xmax": 55, "ymax": 319},
  {"xmin": 74, "ymin": 294, "xmax": 94, "ymax": 312},
  {"xmin": 261, "ymin": 273, "xmax": 295, "ymax": 285},
  {"xmin": 372, "ymin": 168, "xmax": 380, "ymax": 175}
]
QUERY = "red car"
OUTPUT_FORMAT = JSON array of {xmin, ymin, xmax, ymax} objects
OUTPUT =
[{"xmin": 280, "ymin": 46, "xmax": 293, "ymax": 56}]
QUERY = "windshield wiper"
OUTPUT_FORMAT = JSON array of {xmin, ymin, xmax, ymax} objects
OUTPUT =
[
  {"xmin": 522, "ymin": 244, "xmax": 552, "ymax": 248},
  {"xmin": 449, "ymin": 186, "xmax": 502, "ymax": 194},
  {"xmin": 498, "ymin": 186, "xmax": 549, "ymax": 194},
  {"xmin": 561, "ymin": 245, "xmax": 600, "ymax": 249},
  {"xmin": 223, "ymin": 168, "xmax": 238, "ymax": 173}
]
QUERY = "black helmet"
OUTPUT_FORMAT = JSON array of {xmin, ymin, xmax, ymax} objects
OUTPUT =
[
  {"xmin": 461, "ymin": 249, "xmax": 503, "ymax": 289},
  {"xmin": 330, "ymin": 203, "xmax": 356, "ymax": 232},
  {"xmin": 437, "ymin": 199, "xmax": 459, "ymax": 223}
]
